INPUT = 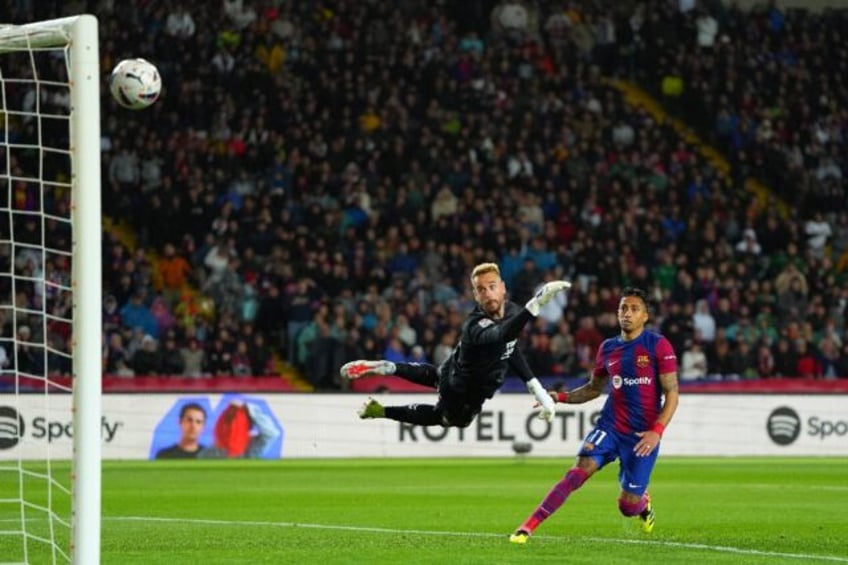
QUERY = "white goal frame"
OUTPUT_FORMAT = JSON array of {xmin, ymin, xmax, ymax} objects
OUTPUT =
[{"xmin": 0, "ymin": 14, "xmax": 101, "ymax": 564}]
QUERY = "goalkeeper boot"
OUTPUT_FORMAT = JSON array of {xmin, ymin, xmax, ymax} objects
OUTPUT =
[
  {"xmin": 638, "ymin": 492, "xmax": 655, "ymax": 533},
  {"xmin": 358, "ymin": 397, "xmax": 385, "ymax": 419},
  {"xmin": 509, "ymin": 530, "xmax": 530, "ymax": 545},
  {"xmin": 340, "ymin": 360, "xmax": 397, "ymax": 380}
]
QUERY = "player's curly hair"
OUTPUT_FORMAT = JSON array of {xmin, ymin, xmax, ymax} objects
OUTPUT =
[{"xmin": 622, "ymin": 287, "xmax": 650, "ymax": 313}]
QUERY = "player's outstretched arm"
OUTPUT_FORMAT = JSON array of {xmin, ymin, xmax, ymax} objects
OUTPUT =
[
  {"xmin": 467, "ymin": 280, "xmax": 570, "ymax": 347},
  {"xmin": 553, "ymin": 373, "xmax": 608, "ymax": 405},
  {"xmin": 525, "ymin": 280, "xmax": 571, "ymax": 316}
]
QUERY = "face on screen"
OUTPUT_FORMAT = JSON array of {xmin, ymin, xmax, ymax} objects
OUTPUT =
[{"xmin": 180, "ymin": 408, "xmax": 206, "ymax": 442}]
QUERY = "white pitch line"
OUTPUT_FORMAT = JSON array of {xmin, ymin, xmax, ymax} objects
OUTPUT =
[{"xmin": 109, "ymin": 516, "xmax": 848, "ymax": 563}]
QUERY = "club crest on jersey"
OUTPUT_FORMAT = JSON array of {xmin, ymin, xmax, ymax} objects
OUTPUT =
[
  {"xmin": 478, "ymin": 318, "xmax": 493, "ymax": 328},
  {"xmin": 612, "ymin": 375, "xmax": 622, "ymax": 389},
  {"xmin": 636, "ymin": 355, "xmax": 650, "ymax": 368}
]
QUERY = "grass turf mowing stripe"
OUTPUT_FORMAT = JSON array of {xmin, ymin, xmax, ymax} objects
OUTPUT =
[{"xmin": 108, "ymin": 516, "xmax": 848, "ymax": 563}]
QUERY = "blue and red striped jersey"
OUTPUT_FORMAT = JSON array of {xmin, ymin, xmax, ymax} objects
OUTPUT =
[{"xmin": 593, "ymin": 330, "xmax": 677, "ymax": 435}]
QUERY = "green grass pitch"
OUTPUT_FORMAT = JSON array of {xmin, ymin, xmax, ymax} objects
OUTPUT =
[{"xmin": 1, "ymin": 457, "xmax": 846, "ymax": 564}]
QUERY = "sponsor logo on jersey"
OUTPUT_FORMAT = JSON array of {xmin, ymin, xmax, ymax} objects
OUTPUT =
[
  {"xmin": 636, "ymin": 354, "xmax": 650, "ymax": 367},
  {"xmin": 478, "ymin": 318, "xmax": 493, "ymax": 328},
  {"xmin": 500, "ymin": 339, "xmax": 517, "ymax": 360},
  {"xmin": 612, "ymin": 375, "xmax": 652, "ymax": 389},
  {"xmin": 624, "ymin": 376, "xmax": 653, "ymax": 386}
]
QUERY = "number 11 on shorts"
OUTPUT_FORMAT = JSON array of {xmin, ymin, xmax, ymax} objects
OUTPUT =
[{"xmin": 585, "ymin": 429, "xmax": 607, "ymax": 446}]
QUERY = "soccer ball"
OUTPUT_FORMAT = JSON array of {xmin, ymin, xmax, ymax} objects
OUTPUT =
[{"xmin": 109, "ymin": 58, "xmax": 161, "ymax": 110}]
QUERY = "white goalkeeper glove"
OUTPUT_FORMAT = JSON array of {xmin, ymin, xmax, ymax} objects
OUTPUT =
[
  {"xmin": 340, "ymin": 360, "xmax": 397, "ymax": 380},
  {"xmin": 525, "ymin": 280, "xmax": 571, "ymax": 317},
  {"xmin": 526, "ymin": 378, "xmax": 556, "ymax": 422}
]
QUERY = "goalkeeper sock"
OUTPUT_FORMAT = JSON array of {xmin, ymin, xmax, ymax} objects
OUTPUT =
[{"xmin": 519, "ymin": 468, "xmax": 588, "ymax": 533}]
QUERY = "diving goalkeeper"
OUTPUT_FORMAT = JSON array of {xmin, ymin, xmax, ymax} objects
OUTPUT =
[{"xmin": 340, "ymin": 263, "xmax": 570, "ymax": 427}]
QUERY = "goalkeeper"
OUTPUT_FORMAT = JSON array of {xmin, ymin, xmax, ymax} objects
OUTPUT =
[{"xmin": 340, "ymin": 263, "xmax": 570, "ymax": 427}]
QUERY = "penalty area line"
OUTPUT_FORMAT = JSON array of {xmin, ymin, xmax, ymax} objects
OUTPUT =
[{"xmin": 108, "ymin": 516, "xmax": 848, "ymax": 563}]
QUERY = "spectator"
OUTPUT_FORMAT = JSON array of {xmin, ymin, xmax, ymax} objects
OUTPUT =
[
  {"xmin": 735, "ymin": 229, "xmax": 761, "ymax": 256},
  {"xmin": 165, "ymin": 4, "xmax": 196, "ymax": 39},
  {"xmin": 756, "ymin": 344, "xmax": 776, "ymax": 378},
  {"xmin": 835, "ymin": 343, "xmax": 848, "ymax": 378},
  {"xmin": 512, "ymin": 258, "xmax": 544, "ymax": 305},
  {"xmin": 159, "ymin": 332, "xmax": 185, "ymax": 376},
  {"xmin": 692, "ymin": 299, "xmax": 716, "ymax": 343},
  {"xmin": 534, "ymin": 274, "xmax": 568, "ymax": 329},
  {"xmin": 204, "ymin": 337, "xmax": 232, "ymax": 376},
  {"xmin": 679, "ymin": 339, "xmax": 707, "ymax": 382},
  {"xmin": 180, "ymin": 338, "xmax": 206, "ymax": 378},
  {"xmin": 407, "ymin": 345, "xmax": 428, "ymax": 364},
  {"xmin": 731, "ymin": 341, "xmax": 758, "ymax": 380},
  {"xmin": 776, "ymin": 274, "xmax": 809, "ymax": 326},
  {"xmin": 548, "ymin": 319, "xmax": 576, "ymax": 375},
  {"xmin": 230, "ymin": 340, "xmax": 254, "ymax": 377},
  {"xmin": 158, "ymin": 243, "xmax": 192, "ymax": 305},
  {"xmin": 14, "ymin": 325, "xmax": 43, "ymax": 376},
  {"xmin": 306, "ymin": 320, "xmax": 344, "ymax": 389},
  {"xmin": 795, "ymin": 340, "xmax": 822, "ymax": 379},
  {"xmin": 573, "ymin": 316, "xmax": 604, "ymax": 362},
  {"xmin": 114, "ymin": 358, "xmax": 136, "ymax": 378},
  {"xmin": 132, "ymin": 334, "xmax": 162, "ymax": 375},
  {"xmin": 120, "ymin": 293, "xmax": 159, "ymax": 340},
  {"xmin": 250, "ymin": 333, "xmax": 274, "ymax": 376},
  {"xmin": 286, "ymin": 279, "xmax": 319, "ymax": 365},
  {"xmin": 103, "ymin": 294, "xmax": 122, "ymax": 335},
  {"xmin": 818, "ymin": 337, "xmax": 842, "ymax": 379},
  {"xmin": 805, "ymin": 213, "xmax": 832, "ymax": 259},
  {"xmin": 694, "ymin": 9, "xmax": 718, "ymax": 49},
  {"xmin": 104, "ymin": 332, "xmax": 130, "ymax": 374},
  {"xmin": 706, "ymin": 331, "xmax": 737, "ymax": 380},
  {"xmin": 432, "ymin": 329, "xmax": 456, "ymax": 367}
]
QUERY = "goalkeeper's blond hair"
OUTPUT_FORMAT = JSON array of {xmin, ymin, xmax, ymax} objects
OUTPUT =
[{"xmin": 470, "ymin": 262, "xmax": 501, "ymax": 283}]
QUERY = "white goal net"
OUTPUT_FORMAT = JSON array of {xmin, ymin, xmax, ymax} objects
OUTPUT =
[{"xmin": 0, "ymin": 15, "xmax": 101, "ymax": 565}]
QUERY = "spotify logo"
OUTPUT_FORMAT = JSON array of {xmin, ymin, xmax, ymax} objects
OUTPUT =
[
  {"xmin": 767, "ymin": 406, "xmax": 801, "ymax": 446},
  {"xmin": 0, "ymin": 406, "xmax": 25, "ymax": 450}
]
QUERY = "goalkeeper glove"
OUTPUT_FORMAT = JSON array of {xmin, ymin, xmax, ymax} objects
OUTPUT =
[
  {"xmin": 525, "ymin": 280, "xmax": 571, "ymax": 316},
  {"xmin": 526, "ymin": 378, "xmax": 556, "ymax": 422}
]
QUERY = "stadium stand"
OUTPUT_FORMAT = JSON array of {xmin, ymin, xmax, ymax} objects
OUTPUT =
[{"xmin": 1, "ymin": 0, "xmax": 845, "ymax": 391}]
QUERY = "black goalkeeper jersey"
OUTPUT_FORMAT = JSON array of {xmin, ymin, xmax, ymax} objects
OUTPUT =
[{"xmin": 440, "ymin": 301, "xmax": 537, "ymax": 400}]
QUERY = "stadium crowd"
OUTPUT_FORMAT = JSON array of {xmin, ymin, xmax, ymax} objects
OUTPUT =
[{"xmin": 1, "ymin": 0, "xmax": 847, "ymax": 388}]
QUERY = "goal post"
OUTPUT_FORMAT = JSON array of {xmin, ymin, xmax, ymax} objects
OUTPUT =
[
  {"xmin": 0, "ymin": 14, "xmax": 101, "ymax": 564},
  {"xmin": 69, "ymin": 15, "xmax": 102, "ymax": 565}
]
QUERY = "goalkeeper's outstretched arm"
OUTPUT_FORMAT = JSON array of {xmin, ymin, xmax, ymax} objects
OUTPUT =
[{"xmin": 509, "ymin": 349, "xmax": 556, "ymax": 422}]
